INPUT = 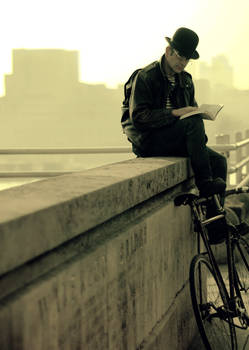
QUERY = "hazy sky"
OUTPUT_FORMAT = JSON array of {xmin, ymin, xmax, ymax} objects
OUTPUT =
[{"xmin": 0, "ymin": 0, "xmax": 248, "ymax": 93}]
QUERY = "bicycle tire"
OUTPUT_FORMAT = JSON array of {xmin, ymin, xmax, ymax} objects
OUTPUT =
[
  {"xmin": 234, "ymin": 236, "xmax": 249, "ymax": 323},
  {"xmin": 190, "ymin": 254, "xmax": 237, "ymax": 350}
]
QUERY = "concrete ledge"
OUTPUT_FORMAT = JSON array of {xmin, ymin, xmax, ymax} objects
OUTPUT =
[
  {"xmin": 0, "ymin": 168, "xmax": 196, "ymax": 349},
  {"xmin": 0, "ymin": 157, "xmax": 191, "ymax": 276}
]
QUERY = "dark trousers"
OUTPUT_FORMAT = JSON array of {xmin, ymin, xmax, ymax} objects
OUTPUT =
[{"xmin": 133, "ymin": 115, "xmax": 227, "ymax": 187}]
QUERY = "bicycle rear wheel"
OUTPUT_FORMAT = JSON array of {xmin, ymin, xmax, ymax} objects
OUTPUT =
[
  {"xmin": 234, "ymin": 237, "xmax": 249, "ymax": 322},
  {"xmin": 190, "ymin": 254, "xmax": 237, "ymax": 350}
]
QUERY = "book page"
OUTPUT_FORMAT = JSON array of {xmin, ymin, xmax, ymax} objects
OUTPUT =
[
  {"xmin": 199, "ymin": 104, "xmax": 224, "ymax": 118},
  {"xmin": 180, "ymin": 109, "xmax": 203, "ymax": 119},
  {"xmin": 180, "ymin": 104, "xmax": 224, "ymax": 120}
]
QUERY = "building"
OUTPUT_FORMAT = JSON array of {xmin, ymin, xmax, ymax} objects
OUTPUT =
[{"xmin": 0, "ymin": 49, "xmax": 124, "ymax": 147}]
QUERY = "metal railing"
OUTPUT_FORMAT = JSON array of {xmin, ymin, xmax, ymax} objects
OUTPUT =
[
  {"xmin": 0, "ymin": 130, "xmax": 249, "ymax": 186},
  {"xmin": 0, "ymin": 146, "xmax": 132, "ymax": 155},
  {"xmin": 211, "ymin": 130, "xmax": 249, "ymax": 187},
  {"xmin": 0, "ymin": 146, "xmax": 133, "ymax": 177}
]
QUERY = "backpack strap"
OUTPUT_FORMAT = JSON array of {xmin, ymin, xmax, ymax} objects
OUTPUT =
[
  {"xmin": 121, "ymin": 68, "xmax": 142, "ymax": 125},
  {"xmin": 122, "ymin": 68, "xmax": 142, "ymax": 107}
]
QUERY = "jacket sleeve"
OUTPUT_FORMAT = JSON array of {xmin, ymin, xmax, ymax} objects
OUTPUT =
[{"xmin": 129, "ymin": 72, "xmax": 177, "ymax": 131}]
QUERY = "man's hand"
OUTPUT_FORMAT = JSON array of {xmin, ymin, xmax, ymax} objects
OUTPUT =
[{"xmin": 172, "ymin": 106, "xmax": 198, "ymax": 117}]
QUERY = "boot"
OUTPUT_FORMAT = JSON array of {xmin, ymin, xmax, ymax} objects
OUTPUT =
[{"xmin": 199, "ymin": 177, "xmax": 226, "ymax": 198}]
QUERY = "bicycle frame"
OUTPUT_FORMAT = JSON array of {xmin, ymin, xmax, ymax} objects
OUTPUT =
[{"xmin": 190, "ymin": 194, "xmax": 239, "ymax": 316}]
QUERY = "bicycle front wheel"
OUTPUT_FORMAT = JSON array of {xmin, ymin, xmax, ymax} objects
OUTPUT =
[
  {"xmin": 234, "ymin": 236, "xmax": 249, "ymax": 319},
  {"xmin": 190, "ymin": 254, "xmax": 237, "ymax": 350}
]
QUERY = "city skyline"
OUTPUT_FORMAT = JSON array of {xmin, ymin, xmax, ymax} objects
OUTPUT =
[
  {"xmin": 0, "ymin": 48, "xmax": 247, "ymax": 150},
  {"xmin": 0, "ymin": 0, "xmax": 249, "ymax": 94},
  {"xmin": 0, "ymin": 48, "xmax": 244, "ymax": 97}
]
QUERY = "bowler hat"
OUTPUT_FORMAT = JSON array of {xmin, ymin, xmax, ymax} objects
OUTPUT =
[{"xmin": 165, "ymin": 27, "xmax": 199, "ymax": 59}]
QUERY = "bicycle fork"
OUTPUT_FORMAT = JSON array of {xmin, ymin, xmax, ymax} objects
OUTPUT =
[{"xmin": 191, "ymin": 199, "xmax": 232, "ymax": 311}]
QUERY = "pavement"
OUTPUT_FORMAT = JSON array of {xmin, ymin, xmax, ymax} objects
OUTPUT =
[
  {"xmin": 189, "ymin": 328, "xmax": 249, "ymax": 349},
  {"xmin": 237, "ymin": 328, "xmax": 249, "ymax": 349},
  {"xmin": 188, "ymin": 261, "xmax": 249, "ymax": 350}
]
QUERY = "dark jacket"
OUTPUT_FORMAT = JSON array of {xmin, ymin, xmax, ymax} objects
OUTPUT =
[{"xmin": 121, "ymin": 54, "xmax": 198, "ymax": 149}]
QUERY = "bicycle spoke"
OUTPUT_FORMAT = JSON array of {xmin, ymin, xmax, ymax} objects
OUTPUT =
[
  {"xmin": 234, "ymin": 237, "xmax": 249, "ymax": 324},
  {"xmin": 190, "ymin": 255, "xmax": 237, "ymax": 349}
]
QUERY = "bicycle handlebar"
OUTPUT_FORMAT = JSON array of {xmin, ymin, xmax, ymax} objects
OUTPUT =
[
  {"xmin": 225, "ymin": 186, "xmax": 249, "ymax": 197},
  {"xmin": 174, "ymin": 186, "xmax": 249, "ymax": 207}
]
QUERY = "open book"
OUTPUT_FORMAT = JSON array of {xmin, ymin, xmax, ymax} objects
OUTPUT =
[{"xmin": 180, "ymin": 104, "xmax": 224, "ymax": 121}]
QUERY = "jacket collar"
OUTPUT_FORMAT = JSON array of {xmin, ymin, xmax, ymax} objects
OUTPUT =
[{"xmin": 158, "ymin": 54, "xmax": 185, "ymax": 88}]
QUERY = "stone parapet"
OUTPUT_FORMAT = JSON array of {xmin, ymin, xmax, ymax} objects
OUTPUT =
[
  {"xmin": 0, "ymin": 157, "xmax": 191, "ymax": 276},
  {"xmin": 0, "ymin": 157, "xmax": 196, "ymax": 350}
]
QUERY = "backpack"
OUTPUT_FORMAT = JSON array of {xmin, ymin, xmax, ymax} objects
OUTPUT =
[{"xmin": 121, "ymin": 68, "xmax": 141, "ymax": 125}]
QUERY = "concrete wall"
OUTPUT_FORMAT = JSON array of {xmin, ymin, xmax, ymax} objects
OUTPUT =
[{"xmin": 0, "ymin": 157, "xmax": 197, "ymax": 350}]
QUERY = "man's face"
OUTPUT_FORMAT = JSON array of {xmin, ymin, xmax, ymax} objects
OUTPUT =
[{"xmin": 165, "ymin": 46, "xmax": 190, "ymax": 73}]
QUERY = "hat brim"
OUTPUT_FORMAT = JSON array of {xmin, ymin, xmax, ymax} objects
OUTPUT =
[{"xmin": 165, "ymin": 37, "xmax": 199, "ymax": 60}]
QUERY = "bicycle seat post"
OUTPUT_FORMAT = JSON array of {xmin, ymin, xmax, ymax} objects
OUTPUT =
[{"xmin": 212, "ymin": 194, "xmax": 224, "ymax": 214}]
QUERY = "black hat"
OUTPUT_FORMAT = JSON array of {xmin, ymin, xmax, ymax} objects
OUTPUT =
[{"xmin": 165, "ymin": 27, "xmax": 199, "ymax": 60}]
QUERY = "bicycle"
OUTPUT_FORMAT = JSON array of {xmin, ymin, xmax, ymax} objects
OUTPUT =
[{"xmin": 174, "ymin": 186, "xmax": 249, "ymax": 350}]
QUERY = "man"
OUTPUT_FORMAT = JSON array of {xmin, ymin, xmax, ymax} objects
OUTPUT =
[{"xmin": 121, "ymin": 27, "xmax": 227, "ymax": 198}]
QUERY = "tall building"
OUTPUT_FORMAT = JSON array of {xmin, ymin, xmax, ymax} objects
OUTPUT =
[
  {"xmin": 199, "ymin": 62, "xmax": 211, "ymax": 81},
  {"xmin": 6, "ymin": 49, "xmax": 79, "ymax": 96},
  {"xmin": 210, "ymin": 55, "xmax": 234, "ymax": 88},
  {"xmin": 190, "ymin": 55, "xmax": 234, "ymax": 90},
  {"xmin": 0, "ymin": 49, "xmax": 124, "ymax": 147},
  {"xmin": 1, "ymin": 49, "xmax": 80, "ymax": 119}
]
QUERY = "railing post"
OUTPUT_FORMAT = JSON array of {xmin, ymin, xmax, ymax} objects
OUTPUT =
[
  {"xmin": 246, "ymin": 129, "xmax": 249, "ymax": 174},
  {"xmin": 236, "ymin": 132, "xmax": 243, "ymax": 184},
  {"xmin": 216, "ymin": 134, "xmax": 230, "ymax": 185}
]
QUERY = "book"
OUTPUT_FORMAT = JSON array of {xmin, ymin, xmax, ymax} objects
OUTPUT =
[{"xmin": 180, "ymin": 104, "xmax": 224, "ymax": 121}]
